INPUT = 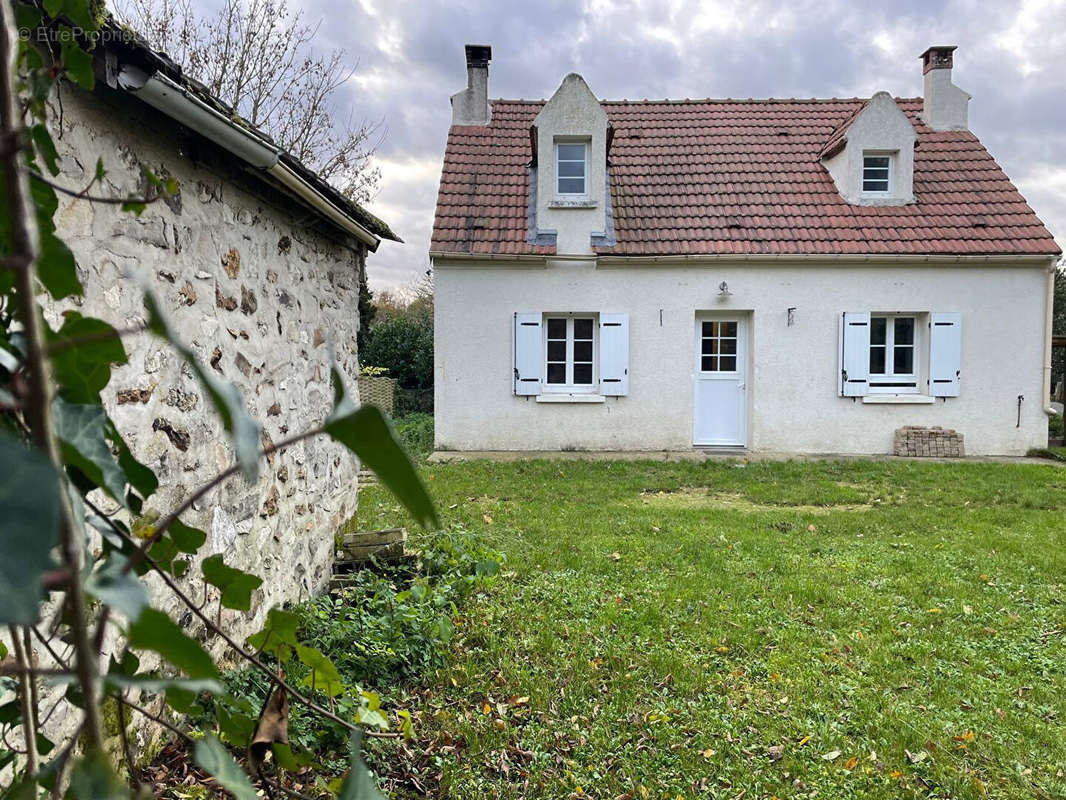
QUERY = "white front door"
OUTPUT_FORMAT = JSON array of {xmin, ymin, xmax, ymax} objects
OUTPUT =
[{"xmin": 693, "ymin": 315, "xmax": 748, "ymax": 446}]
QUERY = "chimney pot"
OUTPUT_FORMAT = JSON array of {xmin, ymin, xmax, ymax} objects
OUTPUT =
[
  {"xmin": 465, "ymin": 44, "xmax": 492, "ymax": 69},
  {"xmin": 921, "ymin": 45, "xmax": 956, "ymax": 74}
]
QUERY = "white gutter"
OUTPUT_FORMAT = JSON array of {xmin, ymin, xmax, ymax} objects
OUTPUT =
[
  {"xmin": 1043, "ymin": 260, "xmax": 1061, "ymax": 418},
  {"xmin": 117, "ymin": 67, "xmax": 380, "ymax": 250}
]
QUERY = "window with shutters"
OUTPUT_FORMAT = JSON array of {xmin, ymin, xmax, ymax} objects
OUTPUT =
[
  {"xmin": 544, "ymin": 314, "xmax": 597, "ymax": 392},
  {"xmin": 868, "ymin": 315, "xmax": 919, "ymax": 392}
]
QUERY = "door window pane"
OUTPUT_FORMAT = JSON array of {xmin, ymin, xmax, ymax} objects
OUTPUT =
[
  {"xmin": 574, "ymin": 318, "xmax": 594, "ymax": 340},
  {"xmin": 547, "ymin": 318, "xmax": 566, "ymax": 339},
  {"xmin": 701, "ymin": 356, "xmax": 716, "ymax": 372},
  {"xmin": 573, "ymin": 364, "xmax": 593, "ymax": 384},
  {"xmin": 870, "ymin": 317, "xmax": 887, "ymax": 345},
  {"xmin": 870, "ymin": 346, "xmax": 886, "ymax": 374},
  {"xmin": 893, "ymin": 346, "xmax": 914, "ymax": 375},
  {"xmin": 894, "ymin": 317, "xmax": 914, "ymax": 345},
  {"xmin": 719, "ymin": 356, "xmax": 737, "ymax": 371},
  {"xmin": 546, "ymin": 363, "xmax": 566, "ymax": 384}
]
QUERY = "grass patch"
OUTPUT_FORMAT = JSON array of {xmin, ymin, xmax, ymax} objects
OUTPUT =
[
  {"xmin": 1029, "ymin": 446, "xmax": 1066, "ymax": 463},
  {"xmin": 357, "ymin": 458, "xmax": 1066, "ymax": 799}
]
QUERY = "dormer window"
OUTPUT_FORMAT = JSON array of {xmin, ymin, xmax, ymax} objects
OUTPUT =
[
  {"xmin": 556, "ymin": 141, "xmax": 588, "ymax": 195},
  {"xmin": 862, "ymin": 153, "xmax": 892, "ymax": 193}
]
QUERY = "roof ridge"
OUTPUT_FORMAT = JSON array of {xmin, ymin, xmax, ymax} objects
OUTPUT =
[{"xmin": 492, "ymin": 96, "xmax": 924, "ymax": 105}]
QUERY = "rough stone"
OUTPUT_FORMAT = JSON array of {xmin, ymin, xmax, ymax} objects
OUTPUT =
[
  {"xmin": 215, "ymin": 285, "xmax": 238, "ymax": 311},
  {"xmin": 117, "ymin": 386, "xmax": 154, "ymax": 404},
  {"xmin": 178, "ymin": 281, "xmax": 197, "ymax": 306},
  {"xmin": 240, "ymin": 285, "xmax": 257, "ymax": 315},
  {"xmin": 893, "ymin": 426, "xmax": 964, "ymax": 458},
  {"xmin": 152, "ymin": 418, "xmax": 191, "ymax": 451},
  {"xmin": 222, "ymin": 247, "xmax": 240, "ymax": 278}
]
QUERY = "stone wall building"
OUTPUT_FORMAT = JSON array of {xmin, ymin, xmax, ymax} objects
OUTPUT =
[{"xmin": 12, "ymin": 22, "xmax": 397, "ymax": 750}]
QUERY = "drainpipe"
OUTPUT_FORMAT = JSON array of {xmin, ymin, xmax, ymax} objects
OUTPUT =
[
  {"xmin": 116, "ymin": 66, "xmax": 381, "ymax": 250},
  {"xmin": 1044, "ymin": 260, "xmax": 1060, "ymax": 418}
]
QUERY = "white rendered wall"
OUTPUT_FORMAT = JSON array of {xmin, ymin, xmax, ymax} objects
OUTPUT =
[{"xmin": 434, "ymin": 259, "xmax": 1051, "ymax": 455}]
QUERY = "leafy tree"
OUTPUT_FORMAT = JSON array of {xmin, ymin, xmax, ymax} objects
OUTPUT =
[
  {"xmin": 1054, "ymin": 263, "xmax": 1064, "ymax": 388},
  {"xmin": 361, "ymin": 308, "xmax": 434, "ymax": 414},
  {"xmin": 0, "ymin": 1, "xmax": 433, "ymax": 795},
  {"xmin": 114, "ymin": 0, "xmax": 382, "ymax": 203}
]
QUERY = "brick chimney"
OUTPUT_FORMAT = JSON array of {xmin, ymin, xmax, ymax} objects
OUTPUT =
[
  {"xmin": 920, "ymin": 45, "xmax": 970, "ymax": 131},
  {"xmin": 450, "ymin": 44, "xmax": 492, "ymax": 126}
]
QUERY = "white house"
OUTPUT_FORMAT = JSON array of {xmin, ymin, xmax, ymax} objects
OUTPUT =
[{"xmin": 430, "ymin": 45, "xmax": 1061, "ymax": 456}]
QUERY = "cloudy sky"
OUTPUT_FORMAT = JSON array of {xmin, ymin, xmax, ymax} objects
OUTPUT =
[{"xmin": 297, "ymin": 0, "xmax": 1066, "ymax": 291}]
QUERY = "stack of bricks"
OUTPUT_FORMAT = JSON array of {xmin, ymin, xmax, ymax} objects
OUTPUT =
[{"xmin": 894, "ymin": 426, "xmax": 964, "ymax": 458}]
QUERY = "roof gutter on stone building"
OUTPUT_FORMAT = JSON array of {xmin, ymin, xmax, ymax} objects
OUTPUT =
[{"xmin": 117, "ymin": 67, "xmax": 383, "ymax": 251}]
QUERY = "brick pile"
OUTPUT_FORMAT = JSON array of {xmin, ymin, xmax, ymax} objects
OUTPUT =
[{"xmin": 894, "ymin": 426, "xmax": 964, "ymax": 458}]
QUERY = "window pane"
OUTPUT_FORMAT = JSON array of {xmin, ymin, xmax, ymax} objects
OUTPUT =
[
  {"xmin": 865, "ymin": 156, "xmax": 890, "ymax": 169},
  {"xmin": 893, "ymin": 346, "xmax": 914, "ymax": 375},
  {"xmin": 573, "ymin": 363, "xmax": 593, "ymax": 384},
  {"xmin": 719, "ymin": 356, "xmax": 737, "ymax": 372},
  {"xmin": 701, "ymin": 356, "xmax": 716, "ymax": 372},
  {"xmin": 558, "ymin": 144, "xmax": 585, "ymax": 161},
  {"xmin": 558, "ymin": 160, "xmax": 585, "ymax": 178},
  {"xmin": 894, "ymin": 317, "xmax": 914, "ymax": 345},
  {"xmin": 558, "ymin": 177, "xmax": 585, "ymax": 194},
  {"xmin": 574, "ymin": 318, "xmax": 593, "ymax": 339},
  {"xmin": 702, "ymin": 338, "xmax": 718, "ymax": 355},
  {"xmin": 870, "ymin": 317, "xmax": 887, "ymax": 345},
  {"xmin": 701, "ymin": 321, "xmax": 714, "ymax": 337},
  {"xmin": 547, "ymin": 318, "xmax": 566, "ymax": 338},
  {"xmin": 870, "ymin": 346, "xmax": 886, "ymax": 374},
  {"xmin": 720, "ymin": 338, "xmax": 737, "ymax": 355},
  {"xmin": 574, "ymin": 341, "xmax": 593, "ymax": 362},
  {"xmin": 547, "ymin": 363, "xmax": 566, "ymax": 384},
  {"xmin": 723, "ymin": 321, "xmax": 738, "ymax": 337},
  {"xmin": 547, "ymin": 341, "xmax": 566, "ymax": 362},
  {"xmin": 863, "ymin": 178, "xmax": 889, "ymax": 192}
]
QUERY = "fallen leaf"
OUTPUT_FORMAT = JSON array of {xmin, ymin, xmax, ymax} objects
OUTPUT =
[
  {"xmin": 796, "ymin": 736, "xmax": 811, "ymax": 748},
  {"xmin": 821, "ymin": 750, "xmax": 841, "ymax": 761},
  {"xmin": 482, "ymin": 702, "xmax": 492, "ymax": 715},
  {"xmin": 905, "ymin": 749, "xmax": 927, "ymax": 764},
  {"xmin": 610, "ymin": 552, "xmax": 622, "ymax": 561},
  {"xmin": 844, "ymin": 756, "xmax": 858, "ymax": 771},
  {"xmin": 927, "ymin": 608, "xmax": 942, "ymax": 614},
  {"xmin": 483, "ymin": 514, "xmax": 493, "ymax": 524},
  {"xmin": 767, "ymin": 745, "xmax": 784, "ymax": 761},
  {"xmin": 702, "ymin": 748, "xmax": 716, "ymax": 759},
  {"xmin": 807, "ymin": 524, "xmax": 817, "ymax": 532}
]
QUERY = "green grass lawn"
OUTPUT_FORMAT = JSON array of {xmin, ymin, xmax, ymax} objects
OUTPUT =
[{"xmin": 359, "ymin": 458, "xmax": 1066, "ymax": 800}]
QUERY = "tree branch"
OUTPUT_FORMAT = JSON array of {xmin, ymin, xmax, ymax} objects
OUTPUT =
[{"xmin": 7, "ymin": 626, "xmax": 39, "ymax": 778}]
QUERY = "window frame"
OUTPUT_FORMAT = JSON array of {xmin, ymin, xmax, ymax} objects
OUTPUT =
[
  {"xmin": 698, "ymin": 319, "xmax": 740, "ymax": 374},
  {"xmin": 862, "ymin": 152, "xmax": 893, "ymax": 195},
  {"xmin": 868, "ymin": 313, "xmax": 919, "ymax": 393},
  {"xmin": 555, "ymin": 140, "xmax": 589, "ymax": 197},
  {"xmin": 543, "ymin": 313, "xmax": 598, "ymax": 394}
]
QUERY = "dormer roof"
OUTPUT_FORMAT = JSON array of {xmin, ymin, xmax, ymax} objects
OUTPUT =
[{"xmin": 431, "ymin": 96, "xmax": 1059, "ymax": 258}]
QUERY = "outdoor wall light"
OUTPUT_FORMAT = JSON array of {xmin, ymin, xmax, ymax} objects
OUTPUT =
[{"xmin": 718, "ymin": 281, "xmax": 732, "ymax": 297}]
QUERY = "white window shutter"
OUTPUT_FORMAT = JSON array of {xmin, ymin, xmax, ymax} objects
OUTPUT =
[
  {"xmin": 929, "ymin": 312, "xmax": 961, "ymax": 397},
  {"xmin": 839, "ymin": 312, "xmax": 870, "ymax": 396},
  {"xmin": 599, "ymin": 313, "xmax": 629, "ymax": 396},
  {"xmin": 513, "ymin": 312, "xmax": 542, "ymax": 395}
]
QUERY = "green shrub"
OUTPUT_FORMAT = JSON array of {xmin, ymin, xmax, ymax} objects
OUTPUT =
[
  {"xmin": 392, "ymin": 412, "xmax": 434, "ymax": 460},
  {"xmin": 1050, "ymin": 410, "xmax": 1064, "ymax": 440}
]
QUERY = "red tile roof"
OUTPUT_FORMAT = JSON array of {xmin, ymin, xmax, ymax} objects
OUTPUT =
[{"xmin": 431, "ymin": 97, "xmax": 1060, "ymax": 257}]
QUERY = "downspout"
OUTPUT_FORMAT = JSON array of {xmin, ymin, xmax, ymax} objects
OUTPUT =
[
  {"xmin": 116, "ymin": 67, "xmax": 381, "ymax": 250},
  {"xmin": 1044, "ymin": 259, "xmax": 1060, "ymax": 418}
]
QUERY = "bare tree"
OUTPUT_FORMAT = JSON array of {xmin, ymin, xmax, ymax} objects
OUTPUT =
[{"xmin": 115, "ymin": 0, "xmax": 382, "ymax": 203}]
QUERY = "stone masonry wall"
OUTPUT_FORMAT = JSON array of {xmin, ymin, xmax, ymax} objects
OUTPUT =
[
  {"xmin": 894, "ymin": 426, "xmax": 965, "ymax": 458},
  {"xmin": 42, "ymin": 86, "xmax": 364, "ymax": 642}
]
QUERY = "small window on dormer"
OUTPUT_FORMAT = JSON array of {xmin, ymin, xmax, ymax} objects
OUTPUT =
[
  {"xmin": 862, "ymin": 154, "xmax": 891, "ymax": 193},
  {"xmin": 556, "ymin": 142, "xmax": 587, "ymax": 195}
]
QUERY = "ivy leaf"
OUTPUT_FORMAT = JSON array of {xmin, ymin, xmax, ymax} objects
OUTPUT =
[
  {"xmin": 169, "ymin": 518, "xmax": 207, "ymax": 555},
  {"xmin": 337, "ymin": 730, "xmax": 385, "ymax": 800},
  {"xmin": 60, "ymin": 36, "xmax": 94, "ymax": 90},
  {"xmin": 37, "ymin": 227, "xmax": 82, "ymax": 300},
  {"xmin": 106, "ymin": 417, "xmax": 158, "ymax": 508},
  {"xmin": 85, "ymin": 557, "xmax": 148, "ymax": 621},
  {"xmin": 216, "ymin": 698, "xmax": 258, "ymax": 746},
  {"xmin": 202, "ymin": 554, "xmax": 262, "ymax": 611},
  {"xmin": 329, "ymin": 345, "xmax": 357, "ymax": 419},
  {"xmin": 294, "ymin": 643, "xmax": 344, "ymax": 697},
  {"xmin": 324, "ymin": 406, "xmax": 437, "ymax": 530},
  {"xmin": 54, "ymin": 398, "xmax": 127, "ymax": 505},
  {"xmin": 193, "ymin": 736, "xmax": 258, "ymax": 800},
  {"xmin": 128, "ymin": 608, "xmax": 219, "ymax": 679},
  {"xmin": 246, "ymin": 608, "xmax": 300, "ymax": 662},
  {"xmin": 272, "ymin": 742, "xmax": 312, "ymax": 772},
  {"xmin": 104, "ymin": 674, "xmax": 223, "ymax": 696},
  {"xmin": 144, "ymin": 291, "xmax": 261, "ymax": 480},
  {"xmin": 67, "ymin": 751, "xmax": 129, "ymax": 799},
  {"xmin": 0, "ymin": 435, "xmax": 61, "ymax": 625},
  {"xmin": 48, "ymin": 313, "xmax": 127, "ymax": 403},
  {"xmin": 42, "ymin": 0, "xmax": 62, "ymax": 19},
  {"xmin": 31, "ymin": 124, "xmax": 60, "ymax": 176}
]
